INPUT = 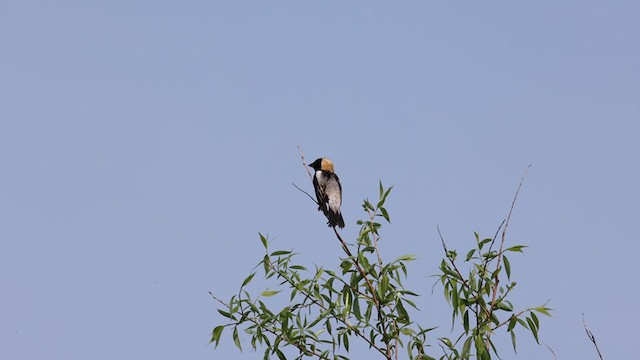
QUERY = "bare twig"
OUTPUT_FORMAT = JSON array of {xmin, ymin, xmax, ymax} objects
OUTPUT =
[
  {"xmin": 543, "ymin": 342, "xmax": 558, "ymax": 360},
  {"xmin": 489, "ymin": 165, "xmax": 532, "ymax": 320},
  {"xmin": 294, "ymin": 146, "xmax": 319, "ymax": 206},
  {"xmin": 583, "ymin": 314, "xmax": 605, "ymax": 360},
  {"xmin": 293, "ymin": 182, "xmax": 318, "ymax": 205},
  {"xmin": 298, "ymin": 145, "xmax": 313, "ymax": 180},
  {"xmin": 484, "ymin": 219, "xmax": 507, "ymax": 267}
]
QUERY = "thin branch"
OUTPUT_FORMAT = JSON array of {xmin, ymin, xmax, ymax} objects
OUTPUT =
[
  {"xmin": 293, "ymin": 182, "xmax": 318, "ymax": 205},
  {"xmin": 366, "ymin": 207, "xmax": 384, "ymax": 270},
  {"xmin": 333, "ymin": 228, "xmax": 379, "ymax": 309},
  {"xmin": 333, "ymin": 227, "xmax": 392, "ymax": 359},
  {"xmin": 483, "ymin": 219, "xmax": 507, "ymax": 275},
  {"xmin": 543, "ymin": 342, "xmax": 557, "ymax": 360},
  {"xmin": 271, "ymin": 258, "xmax": 389, "ymax": 357},
  {"xmin": 298, "ymin": 145, "xmax": 313, "ymax": 180},
  {"xmin": 438, "ymin": 226, "xmax": 470, "ymax": 291},
  {"xmin": 437, "ymin": 226, "xmax": 493, "ymax": 321},
  {"xmin": 583, "ymin": 314, "xmax": 605, "ymax": 360},
  {"xmin": 294, "ymin": 146, "xmax": 319, "ymax": 206},
  {"xmin": 489, "ymin": 165, "xmax": 532, "ymax": 322}
]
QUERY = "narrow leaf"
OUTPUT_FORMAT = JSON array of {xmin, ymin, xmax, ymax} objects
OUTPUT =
[
  {"xmin": 271, "ymin": 250, "xmax": 291, "ymax": 256},
  {"xmin": 503, "ymin": 255, "xmax": 511, "ymax": 280},
  {"xmin": 242, "ymin": 273, "xmax": 256, "ymax": 287},
  {"xmin": 461, "ymin": 336, "xmax": 472, "ymax": 358},
  {"xmin": 233, "ymin": 327, "xmax": 242, "ymax": 351},
  {"xmin": 210, "ymin": 325, "xmax": 224, "ymax": 347}
]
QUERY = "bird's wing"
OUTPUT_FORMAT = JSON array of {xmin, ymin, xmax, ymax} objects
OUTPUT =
[{"xmin": 325, "ymin": 174, "xmax": 342, "ymax": 213}]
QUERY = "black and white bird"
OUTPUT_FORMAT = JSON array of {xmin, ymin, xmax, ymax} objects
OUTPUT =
[{"xmin": 309, "ymin": 158, "xmax": 345, "ymax": 228}]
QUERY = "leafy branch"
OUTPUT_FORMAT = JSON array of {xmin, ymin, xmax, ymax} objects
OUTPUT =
[{"xmin": 211, "ymin": 164, "xmax": 550, "ymax": 359}]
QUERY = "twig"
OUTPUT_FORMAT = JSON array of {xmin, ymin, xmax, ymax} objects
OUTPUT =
[
  {"xmin": 293, "ymin": 182, "xmax": 318, "ymax": 205},
  {"xmin": 333, "ymin": 228, "xmax": 379, "ymax": 308},
  {"xmin": 366, "ymin": 207, "xmax": 384, "ymax": 270},
  {"xmin": 271, "ymin": 261, "xmax": 388, "ymax": 357},
  {"xmin": 437, "ymin": 226, "xmax": 493, "ymax": 321},
  {"xmin": 543, "ymin": 342, "xmax": 557, "ymax": 360},
  {"xmin": 583, "ymin": 314, "xmax": 605, "ymax": 360},
  {"xmin": 333, "ymin": 227, "xmax": 392, "ymax": 359},
  {"xmin": 438, "ymin": 226, "xmax": 470, "ymax": 291},
  {"xmin": 484, "ymin": 219, "xmax": 507, "ymax": 267},
  {"xmin": 489, "ymin": 165, "xmax": 532, "ymax": 321},
  {"xmin": 298, "ymin": 145, "xmax": 313, "ymax": 180}
]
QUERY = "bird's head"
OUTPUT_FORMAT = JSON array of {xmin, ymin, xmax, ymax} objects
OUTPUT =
[{"xmin": 309, "ymin": 158, "xmax": 335, "ymax": 173}]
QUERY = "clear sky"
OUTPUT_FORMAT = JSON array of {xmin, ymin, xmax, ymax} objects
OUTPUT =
[{"xmin": 1, "ymin": 1, "xmax": 638, "ymax": 359}]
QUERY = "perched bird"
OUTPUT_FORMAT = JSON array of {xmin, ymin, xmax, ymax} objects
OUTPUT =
[{"xmin": 308, "ymin": 158, "xmax": 345, "ymax": 228}]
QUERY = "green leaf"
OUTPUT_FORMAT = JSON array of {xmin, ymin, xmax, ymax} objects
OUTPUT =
[
  {"xmin": 259, "ymin": 233, "xmax": 268, "ymax": 248},
  {"xmin": 478, "ymin": 238, "xmax": 492, "ymax": 250},
  {"xmin": 503, "ymin": 255, "xmax": 511, "ymax": 280},
  {"xmin": 261, "ymin": 290, "xmax": 281, "ymax": 297},
  {"xmin": 396, "ymin": 254, "xmax": 417, "ymax": 262},
  {"xmin": 439, "ymin": 337, "xmax": 453, "ymax": 348},
  {"xmin": 343, "ymin": 332, "xmax": 350, "ymax": 351},
  {"xmin": 218, "ymin": 309, "xmax": 235, "ymax": 320},
  {"xmin": 380, "ymin": 207, "xmax": 391, "ymax": 222},
  {"xmin": 263, "ymin": 255, "xmax": 270, "ymax": 274},
  {"xmin": 474, "ymin": 334, "xmax": 484, "ymax": 356},
  {"xmin": 210, "ymin": 325, "xmax": 224, "ymax": 347},
  {"xmin": 397, "ymin": 300, "xmax": 409, "ymax": 323},
  {"xmin": 270, "ymin": 250, "xmax": 291, "ymax": 256},
  {"xmin": 526, "ymin": 316, "xmax": 540, "ymax": 344},
  {"xmin": 510, "ymin": 330, "xmax": 517, "ymax": 353},
  {"xmin": 275, "ymin": 348, "xmax": 286, "ymax": 360},
  {"xmin": 465, "ymin": 249, "xmax": 476, "ymax": 261},
  {"xmin": 494, "ymin": 301, "xmax": 513, "ymax": 312},
  {"xmin": 506, "ymin": 245, "xmax": 527, "ymax": 253},
  {"xmin": 352, "ymin": 296, "xmax": 361, "ymax": 320},
  {"xmin": 534, "ymin": 306, "xmax": 552, "ymax": 316},
  {"xmin": 383, "ymin": 186, "xmax": 393, "ymax": 201},
  {"xmin": 531, "ymin": 311, "xmax": 539, "ymax": 328},
  {"xmin": 363, "ymin": 199, "xmax": 375, "ymax": 211},
  {"xmin": 400, "ymin": 328, "xmax": 414, "ymax": 336},
  {"xmin": 242, "ymin": 272, "xmax": 256, "ymax": 287},
  {"xmin": 463, "ymin": 310, "xmax": 469, "ymax": 334},
  {"xmin": 507, "ymin": 316, "xmax": 517, "ymax": 332},
  {"xmin": 233, "ymin": 326, "xmax": 242, "ymax": 351},
  {"xmin": 461, "ymin": 336, "xmax": 472, "ymax": 358}
]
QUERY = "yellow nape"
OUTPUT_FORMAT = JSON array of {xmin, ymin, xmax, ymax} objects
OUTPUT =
[{"xmin": 320, "ymin": 158, "xmax": 335, "ymax": 172}]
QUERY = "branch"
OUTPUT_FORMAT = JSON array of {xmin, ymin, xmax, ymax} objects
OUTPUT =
[
  {"xmin": 293, "ymin": 182, "xmax": 318, "ymax": 205},
  {"xmin": 438, "ymin": 226, "xmax": 492, "ymax": 320},
  {"xmin": 269, "ymin": 251, "xmax": 388, "ymax": 357},
  {"xmin": 583, "ymin": 314, "xmax": 605, "ymax": 360},
  {"xmin": 366, "ymin": 207, "xmax": 384, "ymax": 270},
  {"xmin": 298, "ymin": 145, "xmax": 313, "ymax": 181},
  {"xmin": 333, "ymin": 227, "xmax": 392, "ymax": 359},
  {"xmin": 489, "ymin": 165, "xmax": 531, "ymax": 321}
]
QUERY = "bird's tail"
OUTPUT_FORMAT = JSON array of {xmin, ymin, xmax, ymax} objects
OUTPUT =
[{"xmin": 328, "ymin": 210, "xmax": 345, "ymax": 229}]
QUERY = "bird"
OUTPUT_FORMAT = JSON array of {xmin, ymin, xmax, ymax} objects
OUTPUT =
[{"xmin": 308, "ymin": 158, "xmax": 345, "ymax": 228}]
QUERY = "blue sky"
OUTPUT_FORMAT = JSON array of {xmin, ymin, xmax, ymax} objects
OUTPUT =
[{"xmin": 1, "ymin": 1, "xmax": 638, "ymax": 359}]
